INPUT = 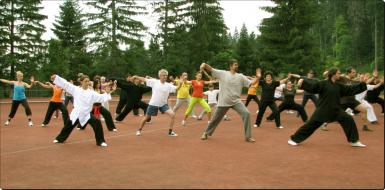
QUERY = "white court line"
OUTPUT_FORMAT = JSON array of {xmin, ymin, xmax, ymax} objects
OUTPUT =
[{"xmin": 0, "ymin": 119, "xmax": 204, "ymax": 156}]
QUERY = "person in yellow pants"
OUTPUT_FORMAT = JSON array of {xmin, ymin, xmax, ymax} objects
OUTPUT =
[{"xmin": 182, "ymin": 72, "xmax": 217, "ymax": 126}]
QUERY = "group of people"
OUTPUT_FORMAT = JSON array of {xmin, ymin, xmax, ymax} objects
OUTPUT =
[{"xmin": 1, "ymin": 59, "xmax": 383, "ymax": 148}]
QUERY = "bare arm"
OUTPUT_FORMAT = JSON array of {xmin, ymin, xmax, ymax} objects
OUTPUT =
[
  {"xmin": 279, "ymin": 73, "xmax": 291, "ymax": 84},
  {"xmin": 24, "ymin": 76, "xmax": 35, "ymax": 89},
  {"xmin": 204, "ymin": 80, "xmax": 218, "ymax": 85},
  {"xmin": 0, "ymin": 79, "xmax": 15, "ymax": 85},
  {"xmin": 35, "ymin": 81, "xmax": 52, "ymax": 89},
  {"xmin": 200, "ymin": 63, "xmax": 213, "ymax": 73}
]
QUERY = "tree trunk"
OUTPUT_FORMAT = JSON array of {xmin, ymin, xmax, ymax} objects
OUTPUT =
[{"xmin": 10, "ymin": 0, "xmax": 15, "ymax": 79}]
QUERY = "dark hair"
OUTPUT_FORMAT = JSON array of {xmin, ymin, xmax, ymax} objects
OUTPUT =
[
  {"xmin": 93, "ymin": 79, "xmax": 100, "ymax": 90},
  {"xmin": 264, "ymin": 71, "xmax": 274, "ymax": 79},
  {"xmin": 208, "ymin": 84, "xmax": 214, "ymax": 88},
  {"xmin": 228, "ymin": 59, "xmax": 238, "ymax": 67},
  {"xmin": 346, "ymin": 67, "xmax": 355, "ymax": 74},
  {"xmin": 327, "ymin": 67, "xmax": 339, "ymax": 80}
]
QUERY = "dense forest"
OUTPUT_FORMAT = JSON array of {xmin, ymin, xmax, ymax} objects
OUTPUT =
[{"xmin": 1, "ymin": 0, "xmax": 384, "ymax": 87}]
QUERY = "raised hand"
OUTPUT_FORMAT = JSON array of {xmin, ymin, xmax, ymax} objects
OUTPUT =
[{"xmin": 30, "ymin": 76, "xmax": 35, "ymax": 83}]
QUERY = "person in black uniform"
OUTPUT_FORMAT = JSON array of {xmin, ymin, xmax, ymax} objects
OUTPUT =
[
  {"xmin": 254, "ymin": 70, "xmax": 291, "ymax": 129},
  {"xmin": 266, "ymin": 80, "xmax": 308, "ymax": 123},
  {"xmin": 288, "ymin": 68, "xmax": 367, "ymax": 147},
  {"xmin": 112, "ymin": 76, "xmax": 152, "ymax": 122}
]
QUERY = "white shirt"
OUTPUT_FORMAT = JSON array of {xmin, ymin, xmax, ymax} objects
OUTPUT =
[
  {"xmin": 146, "ymin": 79, "xmax": 176, "ymax": 106},
  {"xmin": 355, "ymin": 84, "xmax": 376, "ymax": 102},
  {"xmin": 54, "ymin": 75, "xmax": 112, "ymax": 126},
  {"xmin": 274, "ymin": 84, "xmax": 286, "ymax": 98},
  {"xmin": 204, "ymin": 90, "xmax": 220, "ymax": 104}
]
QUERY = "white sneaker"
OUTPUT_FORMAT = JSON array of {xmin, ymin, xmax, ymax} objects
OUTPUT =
[
  {"xmin": 207, "ymin": 120, "xmax": 211, "ymax": 124},
  {"xmin": 53, "ymin": 139, "xmax": 59, "ymax": 143},
  {"xmin": 256, "ymin": 110, "xmax": 259, "ymax": 113},
  {"xmin": 223, "ymin": 116, "xmax": 230, "ymax": 121},
  {"xmin": 146, "ymin": 121, "xmax": 152, "ymax": 124},
  {"xmin": 345, "ymin": 108, "xmax": 355, "ymax": 116},
  {"xmin": 53, "ymin": 116, "xmax": 57, "ymax": 119},
  {"xmin": 112, "ymin": 128, "xmax": 118, "ymax": 132},
  {"xmin": 28, "ymin": 121, "xmax": 33, "ymax": 127},
  {"xmin": 169, "ymin": 131, "xmax": 178, "ymax": 137},
  {"xmin": 4, "ymin": 120, "xmax": 10, "ymax": 126},
  {"xmin": 100, "ymin": 118, "xmax": 105, "ymax": 121},
  {"xmin": 114, "ymin": 120, "xmax": 120, "ymax": 123},
  {"xmin": 288, "ymin": 139, "xmax": 298, "ymax": 146},
  {"xmin": 41, "ymin": 124, "xmax": 46, "ymax": 127},
  {"xmin": 288, "ymin": 110, "xmax": 295, "ymax": 114},
  {"xmin": 136, "ymin": 130, "xmax": 142, "ymax": 136},
  {"xmin": 277, "ymin": 126, "xmax": 284, "ymax": 129},
  {"xmin": 181, "ymin": 120, "xmax": 186, "ymax": 126},
  {"xmin": 100, "ymin": 142, "xmax": 108, "ymax": 147},
  {"xmin": 253, "ymin": 124, "xmax": 259, "ymax": 128},
  {"xmin": 192, "ymin": 115, "xmax": 198, "ymax": 119},
  {"xmin": 350, "ymin": 141, "xmax": 366, "ymax": 147},
  {"xmin": 197, "ymin": 116, "xmax": 203, "ymax": 120}
]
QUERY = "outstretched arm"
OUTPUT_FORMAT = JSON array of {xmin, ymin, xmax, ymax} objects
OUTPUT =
[
  {"xmin": 279, "ymin": 73, "xmax": 291, "ymax": 84},
  {"xmin": 23, "ymin": 76, "xmax": 35, "ymax": 89},
  {"xmin": 51, "ymin": 75, "xmax": 77, "ymax": 95},
  {"xmin": 200, "ymin": 63, "xmax": 213, "ymax": 73},
  {"xmin": 35, "ymin": 81, "xmax": 53, "ymax": 89},
  {"xmin": 0, "ymin": 79, "xmax": 15, "ymax": 85}
]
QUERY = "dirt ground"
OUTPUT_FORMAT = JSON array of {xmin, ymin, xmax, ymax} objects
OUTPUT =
[{"xmin": 0, "ymin": 96, "xmax": 383, "ymax": 189}]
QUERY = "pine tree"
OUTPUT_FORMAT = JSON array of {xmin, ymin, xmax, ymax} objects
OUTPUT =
[
  {"xmin": 86, "ymin": 0, "xmax": 147, "ymax": 75},
  {"xmin": 1, "ymin": 0, "xmax": 47, "ymax": 78},
  {"xmin": 51, "ymin": 0, "xmax": 90, "ymax": 79}
]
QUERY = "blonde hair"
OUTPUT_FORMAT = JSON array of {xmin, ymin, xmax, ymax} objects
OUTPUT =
[
  {"xmin": 158, "ymin": 69, "xmax": 168, "ymax": 77},
  {"xmin": 16, "ymin": 71, "xmax": 23, "ymax": 77}
]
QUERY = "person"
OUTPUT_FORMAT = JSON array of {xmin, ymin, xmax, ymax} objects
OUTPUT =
[
  {"xmin": 288, "ymin": 68, "xmax": 368, "ymax": 147},
  {"xmin": 244, "ymin": 79, "xmax": 261, "ymax": 112},
  {"xmin": 354, "ymin": 73, "xmax": 383, "ymax": 126},
  {"xmin": 51, "ymin": 74, "xmax": 115, "ymax": 147},
  {"xmin": 78, "ymin": 79, "xmax": 118, "ymax": 132},
  {"xmin": 254, "ymin": 71, "xmax": 291, "ymax": 129},
  {"xmin": 64, "ymin": 80, "xmax": 74, "ymax": 108},
  {"xmin": 365, "ymin": 72, "xmax": 384, "ymax": 115},
  {"xmin": 112, "ymin": 76, "xmax": 152, "ymax": 123},
  {"xmin": 34, "ymin": 81, "xmax": 69, "ymax": 127},
  {"xmin": 199, "ymin": 60, "xmax": 257, "ymax": 142},
  {"xmin": 1, "ymin": 71, "xmax": 35, "ymax": 127},
  {"xmin": 100, "ymin": 76, "xmax": 111, "ymax": 112},
  {"xmin": 133, "ymin": 69, "xmax": 181, "ymax": 137},
  {"xmin": 299, "ymin": 70, "xmax": 319, "ymax": 109},
  {"xmin": 198, "ymin": 85, "xmax": 230, "ymax": 121},
  {"xmin": 181, "ymin": 72, "xmax": 217, "ymax": 126},
  {"xmin": 265, "ymin": 80, "xmax": 308, "ymax": 123},
  {"xmin": 172, "ymin": 72, "xmax": 197, "ymax": 118}
]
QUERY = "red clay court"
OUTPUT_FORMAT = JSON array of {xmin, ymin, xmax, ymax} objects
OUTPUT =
[{"xmin": 0, "ymin": 96, "xmax": 384, "ymax": 189}]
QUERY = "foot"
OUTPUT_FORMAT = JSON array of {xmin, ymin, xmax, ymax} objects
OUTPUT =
[
  {"xmin": 197, "ymin": 116, "xmax": 203, "ymax": 120},
  {"xmin": 191, "ymin": 115, "xmax": 198, "ymax": 119},
  {"xmin": 181, "ymin": 120, "xmax": 186, "ymax": 126},
  {"xmin": 99, "ymin": 142, "xmax": 108, "ymax": 147},
  {"xmin": 256, "ymin": 110, "xmax": 259, "ymax": 114},
  {"xmin": 277, "ymin": 126, "xmax": 284, "ymax": 129},
  {"xmin": 223, "ymin": 116, "xmax": 230, "ymax": 121},
  {"xmin": 370, "ymin": 121, "xmax": 379, "ymax": 125},
  {"xmin": 362, "ymin": 125, "xmax": 373, "ymax": 131},
  {"xmin": 288, "ymin": 139, "xmax": 298, "ymax": 146},
  {"xmin": 4, "ymin": 120, "xmax": 10, "ymax": 126},
  {"xmin": 100, "ymin": 118, "xmax": 105, "ymax": 121},
  {"xmin": 207, "ymin": 120, "xmax": 211, "ymax": 124},
  {"xmin": 41, "ymin": 124, "xmax": 46, "ymax": 127},
  {"xmin": 53, "ymin": 116, "xmax": 57, "ymax": 119},
  {"xmin": 28, "ymin": 121, "xmax": 33, "ymax": 127},
  {"xmin": 201, "ymin": 133, "xmax": 208, "ymax": 140},
  {"xmin": 145, "ymin": 121, "xmax": 152, "ymax": 124},
  {"xmin": 168, "ymin": 130, "xmax": 178, "ymax": 137},
  {"xmin": 53, "ymin": 139, "xmax": 60, "ymax": 144},
  {"xmin": 112, "ymin": 128, "xmax": 118, "ymax": 132},
  {"xmin": 253, "ymin": 124, "xmax": 259, "ymax": 128},
  {"xmin": 114, "ymin": 120, "xmax": 120, "ymax": 123},
  {"xmin": 350, "ymin": 141, "xmax": 366, "ymax": 147},
  {"xmin": 245, "ymin": 138, "xmax": 255, "ymax": 143},
  {"xmin": 136, "ymin": 130, "xmax": 142, "ymax": 136}
]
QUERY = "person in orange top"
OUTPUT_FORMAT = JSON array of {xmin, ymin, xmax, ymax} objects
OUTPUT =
[
  {"xmin": 181, "ymin": 72, "xmax": 218, "ymax": 126},
  {"xmin": 245, "ymin": 80, "xmax": 261, "ymax": 109},
  {"xmin": 35, "ymin": 81, "xmax": 69, "ymax": 127}
]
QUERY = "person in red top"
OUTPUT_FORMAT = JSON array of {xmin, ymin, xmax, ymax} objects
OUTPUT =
[
  {"xmin": 181, "ymin": 72, "xmax": 217, "ymax": 126},
  {"xmin": 35, "ymin": 81, "xmax": 69, "ymax": 127}
]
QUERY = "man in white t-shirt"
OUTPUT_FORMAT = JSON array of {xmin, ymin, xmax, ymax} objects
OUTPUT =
[
  {"xmin": 133, "ymin": 69, "xmax": 182, "ymax": 136},
  {"xmin": 198, "ymin": 85, "xmax": 229, "ymax": 121},
  {"xmin": 199, "ymin": 59, "xmax": 257, "ymax": 142}
]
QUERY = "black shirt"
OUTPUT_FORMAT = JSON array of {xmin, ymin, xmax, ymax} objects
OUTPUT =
[
  {"xmin": 259, "ymin": 79, "xmax": 280, "ymax": 102},
  {"xmin": 283, "ymin": 88, "xmax": 296, "ymax": 103},
  {"xmin": 115, "ymin": 79, "xmax": 151, "ymax": 104},
  {"xmin": 300, "ymin": 78, "xmax": 367, "ymax": 122},
  {"xmin": 366, "ymin": 83, "xmax": 384, "ymax": 101}
]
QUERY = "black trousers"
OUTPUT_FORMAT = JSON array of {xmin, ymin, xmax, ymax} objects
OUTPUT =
[
  {"xmin": 267, "ymin": 102, "xmax": 308, "ymax": 122},
  {"xmin": 56, "ymin": 115, "xmax": 106, "ymax": 145},
  {"xmin": 365, "ymin": 97, "xmax": 384, "ymax": 113},
  {"xmin": 115, "ymin": 101, "xmax": 149, "ymax": 121},
  {"xmin": 301, "ymin": 94, "xmax": 318, "ymax": 107},
  {"xmin": 291, "ymin": 111, "xmax": 359, "ymax": 143},
  {"xmin": 43, "ymin": 102, "xmax": 69, "ymax": 125},
  {"xmin": 245, "ymin": 94, "xmax": 261, "ymax": 107},
  {"xmin": 80, "ymin": 106, "xmax": 116, "ymax": 131},
  {"xmin": 64, "ymin": 96, "xmax": 74, "ymax": 107},
  {"xmin": 255, "ymin": 100, "xmax": 281, "ymax": 127},
  {"xmin": 116, "ymin": 98, "xmax": 140, "ymax": 115},
  {"xmin": 9, "ymin": 99, "xmax": 32, "ymax": 118}
]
